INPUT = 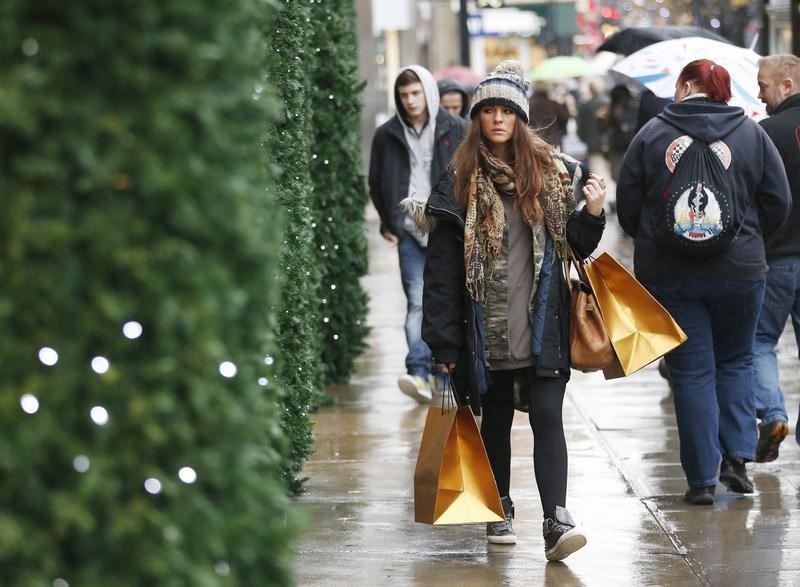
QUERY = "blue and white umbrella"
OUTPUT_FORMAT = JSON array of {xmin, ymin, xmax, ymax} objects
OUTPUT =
[{"xmin": 611, "ymin": 37, "xmax": 765, "ymax": 120}]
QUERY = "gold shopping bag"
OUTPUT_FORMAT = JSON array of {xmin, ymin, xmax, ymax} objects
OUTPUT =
[
  {"xmin": 583, "ymin": 252, "xmax": 688, "ymax": 379},
  {"xmin": 413, "ymin": 386, "xmax": 504, "ymax": 525}
]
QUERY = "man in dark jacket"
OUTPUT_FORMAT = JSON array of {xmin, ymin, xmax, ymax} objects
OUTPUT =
[
  {"xmin": 368, "ymin": 65, "xmax": 468, "ymax": 402},
  {"xmin": 752, "ymin": 54, "xmax": 800, "ymax": 461},
  {"xmin": 437, "ymin": 78, "xmax": 469, "ymax": 118}
]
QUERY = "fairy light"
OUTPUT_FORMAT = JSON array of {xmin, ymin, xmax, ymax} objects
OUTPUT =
[
  {"xmin": 144, "ymin": 478, "xmax": 162, "ymax": 494},
  {"xmin": 90, "ymin": 406, "xmax": 109, "ymax": 426},
  {"xmin": 122, "ymin": 321, "xmax": 143, "ymax": 339},
  {"xmin": 38, "ymin": 347, "xmax": 58, "ymax": 366},
  {"xmin": 91, "ymin": 356, "xmax": 110, "ymax": 374},
  {"xmin": 219, "ymin": 361, "xmax": 237, "ymax": 378},
  {"xmin": 20, "ymin": 394, "xmax": 39, "ymax": 414},
  {"xmin": 178, "ymin": 467, "xmax": 197, "ymax": 484},
  {"xmin": 73, "ymin": 455, "xmax": 90, "ymax": 473}
]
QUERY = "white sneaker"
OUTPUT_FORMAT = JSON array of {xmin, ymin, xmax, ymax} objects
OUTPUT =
[
  {"xmin": 428, "ymin": 373, "xmax": 445, "ymax": 397},
  {"xmin": 398, "ymin": 374, "xmax": 432, "ymax": 403}
]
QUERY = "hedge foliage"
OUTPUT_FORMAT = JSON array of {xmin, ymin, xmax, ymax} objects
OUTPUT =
[
  {"xmin": 309, "ymin": 0, "xmax": 370, "ymax": 384},
  {"xmin": 0, "ymin": 1, "xmax": 295, "ymax": 584},
  {"xmin": 0, "ymin": 0, "xmax": 372, "ymax": 580},
  {"xmin": 265, "ymin": 0, "xmax": 322, "ymax": 494}
]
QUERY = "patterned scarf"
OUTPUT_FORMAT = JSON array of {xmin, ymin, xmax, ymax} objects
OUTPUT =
[{"xmin": 464, "ymin": 142, "xmax": 577, "ymax": 303}]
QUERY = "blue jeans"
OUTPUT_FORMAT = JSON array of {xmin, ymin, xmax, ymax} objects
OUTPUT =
[
  {"xmin": 753, "ymin": 257, "xmax": 800, "ymax": 433},
  {"xmin": 643, "ymin": 278, "xmax": 765, "ymax": 489},
  {"xmin": 398, "ymin": 235, "xmax": 431, "ymax": 378}
]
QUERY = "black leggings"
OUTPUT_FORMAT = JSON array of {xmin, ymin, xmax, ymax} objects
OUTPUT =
[{"xmin": 480, "ymin": 366, "xmax": 568, "ymax": 520}]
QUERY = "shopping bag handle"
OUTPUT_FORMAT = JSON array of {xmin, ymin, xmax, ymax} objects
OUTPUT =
[
  {"xmin": 439, "ymin": 373, "xmax": 459, "ymax": 413},
  {"xmin": 563, "ymin": 244, "xmax": 593, "ymax": 292}
]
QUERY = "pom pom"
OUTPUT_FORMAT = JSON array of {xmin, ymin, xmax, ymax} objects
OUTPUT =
[{"xmin": 494, "ymin": 59, "xmax": 525, "ymax": 79}]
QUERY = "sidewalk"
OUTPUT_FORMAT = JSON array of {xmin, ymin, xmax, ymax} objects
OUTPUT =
[{"xmin": 295, "ymin": 187, "xmax": 800, "ymax": 586}]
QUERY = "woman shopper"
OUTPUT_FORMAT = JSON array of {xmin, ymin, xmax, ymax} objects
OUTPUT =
[
  {"xmin": 616, "ymin": 59, "xmax": 791, "ymax": 505},
  {"xmin": 417, "ymin": 61, "xmax": 607, "ymax": 561}
]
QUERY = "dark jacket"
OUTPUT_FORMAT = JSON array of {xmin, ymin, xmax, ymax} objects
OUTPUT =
[
  {"xmin": 617, "ymin": 98, "xmax": 791, "ymax": 282},
  {"xmin": 759, "ymin": 93, "xmax": 800, "ymax": 259},
  {"xmin": 529, "ymin": 90, "xmax": 570, "ymax": 149},
  {"xmin": 576, "ymin": 94, "xmax": 608, "ymax": 154},
  {"xmin": 604, "ymin": 85, "xmax": 639, "ymax": 154},
  {"xmin": 368, "ymin": 106, "xmax": 468, "ymax": 238},
  {"xmin": 421, "ymin": 161, "xmax": 605, "ymax": 412},
  {"xmin": 636, "ymin": 89, "xmax": 672, "ymax": 132}
]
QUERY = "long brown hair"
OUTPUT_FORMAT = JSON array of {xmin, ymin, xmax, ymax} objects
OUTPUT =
[{"xmin": 452, "ymin": 115, "xmax": 557, "ymax": 224}]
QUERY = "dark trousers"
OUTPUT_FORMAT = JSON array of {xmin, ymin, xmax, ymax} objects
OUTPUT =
[{"xmin": 480, "ymin": 366, "xmax": 568, "ymax": 520}]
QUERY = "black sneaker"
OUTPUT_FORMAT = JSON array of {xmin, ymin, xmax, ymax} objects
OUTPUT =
[
  {"xmin": 657, "ymin": 358, "xmax": 672, "ymax": 384},
  {"xmin": 542, "ymin": 506, "xmax": 586, "ymax": 561},
  {"xmin": 719, "ymin": 457, "xmax": 754, "ymax": 493},
  {"xmin": 486, "ymin": 496, "xmax": 516, "ymax": 545},
  {"xmin": 683, "ymin": 485, "xmax": 715, "ymax": 505}
]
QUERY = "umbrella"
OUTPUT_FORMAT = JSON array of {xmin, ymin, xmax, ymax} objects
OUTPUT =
[
  {"xmin": 597, "ymin": 25, "xmax": 731, "ymax": 56},
  {"xmin": 611, "ymin": 37, "xmax": 766, "ymax": 120},
  {"xmin": 434, "ymin": 65, "xmax": 483, "ymax": 89},
  {"xmin": 530, "ymin": 56, "xmax": 599, "ymax": 81}
]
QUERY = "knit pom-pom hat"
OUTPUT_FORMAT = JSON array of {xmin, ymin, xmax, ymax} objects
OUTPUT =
[{"xmin": 470, "ymin": 60, "xmax": 531, "ymax": 124}]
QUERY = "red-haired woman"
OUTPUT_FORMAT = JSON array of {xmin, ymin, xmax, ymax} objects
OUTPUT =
[
  {"xmin": 417, "ymin": 60, "xmax": 607, "ymax": 561},
  {"xmin": 616, "ymin": 59, "xmax": 791, "ymax": 505}
]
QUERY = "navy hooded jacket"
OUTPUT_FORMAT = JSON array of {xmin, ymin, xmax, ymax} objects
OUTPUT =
[
  {"xmin": 617, "ymin": 98, "xmax": 791, "ymax": 282},
  {"xmin": 759, "ymin": 93, "xmax": 800, "ymax": 260}
]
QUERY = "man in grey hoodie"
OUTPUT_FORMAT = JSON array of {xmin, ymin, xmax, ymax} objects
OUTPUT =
[{"xmin": 369, "ymin": 65, "xmax": 468, "ymax": 402}]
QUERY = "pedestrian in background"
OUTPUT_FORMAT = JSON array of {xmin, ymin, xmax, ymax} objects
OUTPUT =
[
  {"xmin": 616, "ymin": 59, "xmax": 791, "ymax": 505},
  {"xmin": 636, "ymin": 88, "xmax": 672, "ymax": 132},
  {"xmin": 368, "ymin": 65, "xmax": 468, "ymax": 403},
  {"xmin": 752, "ymin": 54, "xmax": 800, "ymax": 460},
  {"xmin": 602, "ymin": 84, "xmax": 639, "ymax": 183},
  {"xmin": 529, "ymin": 82, "xmax": 571, "ymax": 150},
  {"xmin": 418, "ymin": 60, "xmax": 607, "ymax": 560},
  {"xmin": 437, "ymin": 78, "xmax": 469, "ymax": 118},
  {"xmin": 576, "ymin": 80, "xmax": 609, "ymax": 171}
]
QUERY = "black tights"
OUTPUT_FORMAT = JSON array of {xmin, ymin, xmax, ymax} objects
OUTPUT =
[{"xmin": 480, "ymin": 367, "xmax": 568, "ymax": 520}]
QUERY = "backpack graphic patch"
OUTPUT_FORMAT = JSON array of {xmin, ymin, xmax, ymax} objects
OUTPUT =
[{"xmin": 657, "ymin": 134, "xmax": 741, "ymax": 257}]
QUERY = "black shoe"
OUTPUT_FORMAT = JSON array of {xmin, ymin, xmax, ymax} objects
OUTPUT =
[
  {"xmin": 542, "ymin": 506, "xmax": 586, "ymax": 561},
  {"xmin": 657, "ymin": 358, "xmax": 672, "ymax": 383},
  {"xmin": 755, "ymin": 420, "xmax": 789, "ymax": 463},
  {"xmin": 719, "ymin": 457, "xmax": 754, "ymax": 493},
  {"xmin": 683, "ymin": 486, "xmax": 715, "ymax": 505},
  {"xmin": 486, "ymin": 496, "xmax": 516, "ymax": 545}
]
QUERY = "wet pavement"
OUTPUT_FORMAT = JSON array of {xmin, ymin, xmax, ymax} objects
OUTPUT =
[{"xmin": 295, "ymin": 166, "xmax": 800, "ymax": 586}]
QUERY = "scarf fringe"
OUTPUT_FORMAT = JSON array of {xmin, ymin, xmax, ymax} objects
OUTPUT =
[{"xmin": 466, "ymin": 233, "xmax": 501, "ymax": 302}]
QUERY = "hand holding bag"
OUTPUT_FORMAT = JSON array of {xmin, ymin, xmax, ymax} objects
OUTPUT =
[
  {"xmin": 413, "ymin": 377, "xmax": 504, "ymax": 525},
  {"xmin": 565, "ymin": 247, "xmax": 617, "ymax": 372}
]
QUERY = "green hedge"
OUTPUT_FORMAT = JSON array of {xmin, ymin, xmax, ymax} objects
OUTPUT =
[
  {"xmin": 266, "ymin": 0, "xmax": 322, "ymax": 493},
  {"xmin": 309, "ymin": 0, "xmax": 370, "ymax": 385},
  {"xmin": 0, "ymin": 1, "xmax": 295, "ymax": 584}
]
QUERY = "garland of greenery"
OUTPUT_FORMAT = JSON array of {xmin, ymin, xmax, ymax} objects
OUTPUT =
[
  {"xmin": 265, "ymin": 0, "xmax": 322, "ymax": 493},
  {"xmin": 309, "ymin": 0, "xmax": 370, "ymax": 385},
  {"xmin": 0, "ymin": 0, "xmax": 296, "ymax": 583}
]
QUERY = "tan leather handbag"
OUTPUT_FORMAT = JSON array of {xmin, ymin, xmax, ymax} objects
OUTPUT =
[{"xmin": 565, "ymin": 248, "xmax": 616, "ymax": 372}]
